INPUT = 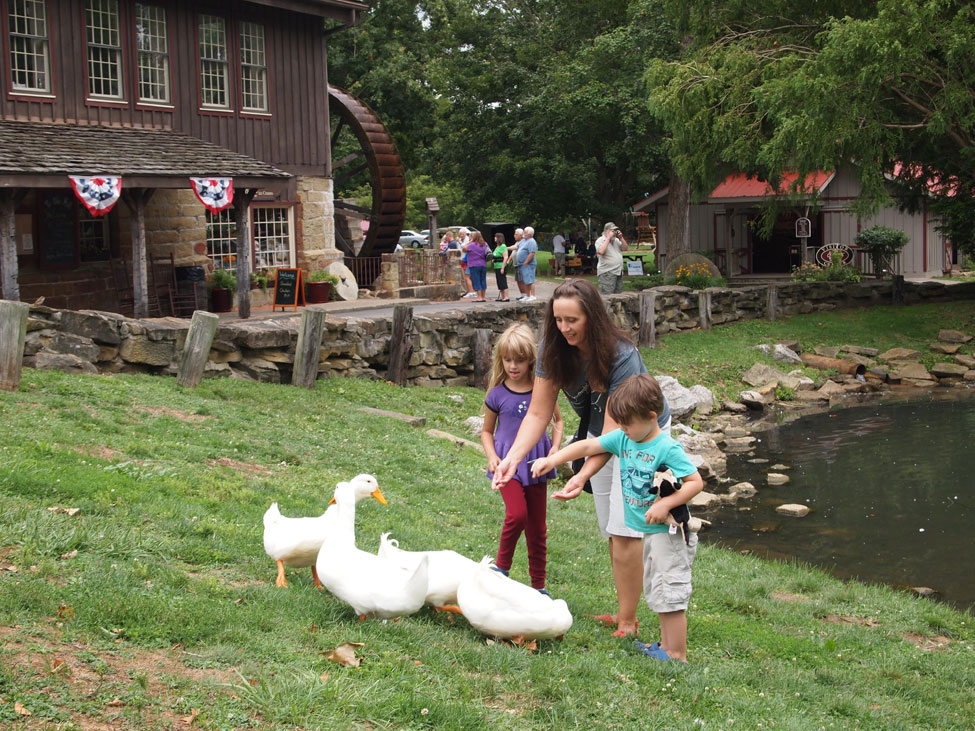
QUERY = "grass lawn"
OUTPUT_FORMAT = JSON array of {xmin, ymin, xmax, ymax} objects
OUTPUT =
[{"xmin": 1, "ymin": 303, "xmax": 973, "ymax": 729}]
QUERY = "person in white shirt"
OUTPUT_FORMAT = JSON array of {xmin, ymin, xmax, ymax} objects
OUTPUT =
[
  {"xmin": 595, "ymin": 221, "xmax": 628, "ymax": 294},
  {"xmin": 552, "ymin": 232, "xmax": 566, "ymax": 277}
]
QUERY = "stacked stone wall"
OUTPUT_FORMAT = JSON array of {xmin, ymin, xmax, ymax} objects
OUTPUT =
[{"xmin": 19, "ymin": 279, "xmax": 975, "ymax": 386}]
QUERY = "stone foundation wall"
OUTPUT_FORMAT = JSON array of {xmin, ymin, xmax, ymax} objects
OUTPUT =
[{"xmin": 19, "ymin": 279, "xmax": 975, "ymax": 386}]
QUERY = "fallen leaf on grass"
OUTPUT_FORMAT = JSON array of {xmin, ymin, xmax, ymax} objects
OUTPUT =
[
  {"xmin": 51, "ymin": 657, "xmax": 67, "ymax": 674},
  {"xmin": 47, "ymin": 506, "xmax": 80, "ymax": 516},
  {"xmin": 326, "ymin": 642, "xmax": 365, "ymax": 667},
  {"xmin": 57, "ymin": 603, "xmax": 74, "ymax": 618},
  {"xmin": 14, "ymin": 702, "xmax": 32, "ymax": 716},
  {"xmin": 60, "ymin": 550, "xmax": 78, "ymax": 560},
  {"xmin": 1, "ymin": 564, "xmax": 16, "ymax": 572},
  {"xmin": 181, "ymin": 708, "xmax": 200, "ymax": 725},
  {"xmin": 107, "ymin": 697, "xmax": 124, "ymax": 707},
  {"xmin": 320, "ymin": 671, "xmax": 329, "ymax": 682}
]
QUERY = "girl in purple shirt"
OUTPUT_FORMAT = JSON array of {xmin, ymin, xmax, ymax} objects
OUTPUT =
[{"xmin": 480, "ymin": 324, "xmax": 564, "ymax": 592}]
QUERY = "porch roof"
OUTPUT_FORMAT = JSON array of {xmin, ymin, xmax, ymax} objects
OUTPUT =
[
  {"xmin": 708, "ymin": 171, "xmax": 834, "ymax": 203},
  {"xmin": 0, "ymin": 120, "xmax": 292, "ymax": 191}
]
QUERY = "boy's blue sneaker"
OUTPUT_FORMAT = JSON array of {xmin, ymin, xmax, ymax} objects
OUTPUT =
[
  {"xmin": 537, "ymin": 588, "xmax": 551, "ymax": 597},
  {"xmin": 634, "ymin": 641, "xmax": 670, "ymax": 660},
  {"xmin": 491, "ymin": 566, "xmax": 509, "ymax": 577}
]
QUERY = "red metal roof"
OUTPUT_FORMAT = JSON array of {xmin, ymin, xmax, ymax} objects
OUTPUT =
[{"xmin": 709, "ymin": 171, "xmax": 834, "ymax": 200}]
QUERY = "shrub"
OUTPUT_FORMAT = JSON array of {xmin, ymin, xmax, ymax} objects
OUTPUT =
[
  {"xmin": 307, "ymin": 269, "xmax": 340, "ymax": 284},
  {"xmin": 791, "ymin": 252, "xmax": 860, "ymax": 283},
  {"xmin": 854, "ymin": 226, "xmax": 909, "ymax": 277}
]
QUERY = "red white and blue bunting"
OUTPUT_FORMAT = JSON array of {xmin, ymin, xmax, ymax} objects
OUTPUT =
[
  {"xmin": 68, "ymin": 175, "xmax": 122, "ymax": 217},
  {"xmin": 190, "ymin": 177, "xmax": 234, "ymax": 213}
]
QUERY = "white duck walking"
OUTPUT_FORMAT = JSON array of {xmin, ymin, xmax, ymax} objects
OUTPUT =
[
  {"xmin": 315, "ymin": 482, "xmax": 429, "ymax": 619},
  {"xmin": 263, "ymin": 474, "xmax": 385, "ymax": 589},
  {"xmin": 456, "ymin": 557, "xmax": 573, "ymax": 640},
  {"xmin": 377, "ymin": 532, "xmax": 479, "ymax": 612}
]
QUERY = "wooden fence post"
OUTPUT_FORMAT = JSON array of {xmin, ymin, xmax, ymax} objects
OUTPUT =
[
  {"xmin": 0, "ymin": 300, "xmax": 29, "ymax": 391},
  {"xmin": 387, "ymin": 305, "xmax": 414, "ymax": 385},
  {"xmin": 472, "ymin": 328, "xmax": 493, "ymax": 389},
  {"xmin": 767, "ymin": 284, "xmax": 778, "ymax": 321},
  {"xmin": 892, "ymin": 275, "xmax": 905, "ymax": 304},
  {"xmin": 698, "ymin": 290, "xmax": 712, "ymax": 330},
  {"xmin": 638, "ymin": 291, "xmax": 657, "ymax": 348},
  {"xmin": 292, "ymin": 308, "xmax": 327, "ymax": 388},
  {"xmin": 176, "ymin": 311, "xmax": 219, "ymax": 388}
]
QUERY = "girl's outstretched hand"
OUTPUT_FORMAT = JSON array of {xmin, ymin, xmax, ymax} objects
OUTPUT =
[
  {"xmin": 487, "ymin": 455, "xmax": 501, "ymax": 474},
  {"xmin": 492, "ymin": 456, "xmax": 514, "ymax": 490}
]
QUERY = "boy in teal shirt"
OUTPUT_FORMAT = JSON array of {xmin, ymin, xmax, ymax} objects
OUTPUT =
[{"xmin": 532, "ymin": 373, "xmax": 703, "ymax": 662}]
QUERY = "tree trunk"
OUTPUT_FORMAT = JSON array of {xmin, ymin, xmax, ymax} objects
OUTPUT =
[{"xmin": 668, "ymin": 171, "xmax": 692, "ymax": 260}]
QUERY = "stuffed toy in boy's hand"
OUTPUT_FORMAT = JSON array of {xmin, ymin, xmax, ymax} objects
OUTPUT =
[{"xmin": 651, "ymin": 474, "xmax": 691, "ymax": 545}]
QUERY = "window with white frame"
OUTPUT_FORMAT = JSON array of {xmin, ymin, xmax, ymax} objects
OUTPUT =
[
  {"xmin": 134, "ymin": 3, "xmax": 169, "ymax": 104},
  {"xmin": 85, "ymin": 0, "xmax": 123, "ymax": 99},
  {"xmin": 8, "ymin": 0, "xmax": 50, "ymax": 93},
  {"xmin": 199, "ymin": 14, "xmax": 229, "ymax": 108},
  {"xmin": 252, "ymin": 207, "xmax": 293, "ymax": 270},
  {"xmin": 239, "ymin": 21, "xmax": 267, "ymax": 112},
  {"xmin": 206, "ymin": 209, "xmax": 236, "ymax": 270}
]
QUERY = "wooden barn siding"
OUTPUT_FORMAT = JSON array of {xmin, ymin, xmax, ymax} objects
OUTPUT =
[{"xmin": 2, "ymin": 0, "xmax": 329, "ymax": 172}]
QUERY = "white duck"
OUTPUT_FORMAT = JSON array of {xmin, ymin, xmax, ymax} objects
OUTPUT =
[
  {"xmin": 315, "ymin": 481, "xmax": 429, "ymax": 619},
  {"xmin": 377, "ymin": 532, "xmax": 479, "ymax": 612},
  {"xmin": 263, "ymin": 473, "xmax": 385, "ymax": 589},
  {"xmin": 456, "ymin": 557, "xmax": 573, "ymax": 640}
]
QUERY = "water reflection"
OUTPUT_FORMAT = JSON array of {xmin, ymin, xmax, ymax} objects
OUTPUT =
[{"xmin": 705, "ymin": 392, "xmax": 975, "ymax": 610}]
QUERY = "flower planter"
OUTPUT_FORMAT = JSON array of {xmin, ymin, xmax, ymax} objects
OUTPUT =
[
  {"xmin": 305, "ymin": 281, "xmax": 332, "ymax": 304},
  {"xmin": 210, "ymin": 287, "xmax": 233, "ymax": 313}
]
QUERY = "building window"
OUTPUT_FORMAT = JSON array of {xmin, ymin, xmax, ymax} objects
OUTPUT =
[
  {"xmin": 253, "ymin": 207, "xmax": 293, "ymax": 269},
  {"xmin": 134, "ymin": 3, "xmax": 169, "ymax": 104},
  {"xmin": 206, "ymin": 209, "xmax": 236, "ymax": 270},
  {"xmin": 85, "ymin": 0, "xmax": 123, "ymax": 99},
  {"xmin": 79, "ymin": 210, "xmax": 110, "ymax": 262},
  {"xmin": 8, "ymin": 0, "xmax": 50, "ymax": 93},
  {"xmin": 199, "ymin": 14, "xmax": 229, "ymax": 109},
  {"xmin": 239, "ymin": 21, "xmax": 267, "ymax": 112}
]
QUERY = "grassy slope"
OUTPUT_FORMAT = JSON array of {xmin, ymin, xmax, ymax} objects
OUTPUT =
[{"xmin": 0, "ymin": 303, "xmax": 973, "ymax": 729}]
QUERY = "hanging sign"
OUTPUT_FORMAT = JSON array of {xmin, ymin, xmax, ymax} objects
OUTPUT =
[
  {"xmin": 190, "ymin": 177, "xmax": 234, "ymax": 213},
  {"xmin": 795, "ymin": 217, "xmax": 811, "ymax": 238},
  {"xmin": 272, "ymin": 268, "xmax": 305, "ymax": 311},
  {"xmin": 68, "ymin": 175, "xmax": 122, "ymax": 217}
]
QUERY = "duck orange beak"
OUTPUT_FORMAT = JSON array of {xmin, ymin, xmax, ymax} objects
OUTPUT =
[
  {"xmin": 328, "ymin": 497, "xmax": 336, "ymax": 505},
  {"xmin": 371, "ymin": 488, "xmax": 387, "ymax": 505}
]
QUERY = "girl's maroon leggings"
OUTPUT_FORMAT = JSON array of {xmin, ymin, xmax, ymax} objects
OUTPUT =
[{"xmin": 496, "ymin": 478, "xmax": 547, "ymax": 589}]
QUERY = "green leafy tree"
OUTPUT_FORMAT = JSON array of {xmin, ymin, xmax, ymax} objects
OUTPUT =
[{"xmin": 648, "ymin": 0, "xmax": 975, "ymax": 252}]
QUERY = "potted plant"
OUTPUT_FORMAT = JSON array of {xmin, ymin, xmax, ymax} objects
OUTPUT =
[
  {"xmin": 209, "ymin": 268, "xmax": 237, "ymax": 312},
  {"xmin": 306, "ymin": 269, "xmax": 339, "ymax": 304},
  {"xmin": 250, "ymin": 269, "xmax": 271, "ymax": 293}
]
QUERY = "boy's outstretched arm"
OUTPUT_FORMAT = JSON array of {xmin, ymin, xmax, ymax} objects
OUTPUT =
[
  {"xmin": 531, "ymin": 437, "xmax": 605, "ymax": 478},
  {"xmin": 645, "ymin": 470, "xmax": 704, "ymax": 525}
]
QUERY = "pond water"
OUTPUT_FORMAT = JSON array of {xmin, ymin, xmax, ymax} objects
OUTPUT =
[{"xmin": 704, "ymin": 391, "xmax": 975, "ymax": 611}]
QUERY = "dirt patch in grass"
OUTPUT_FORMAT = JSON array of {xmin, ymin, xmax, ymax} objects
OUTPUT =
[
  {"xmin": 824, "ymin": 614, "xmax": 880, "ymax": 627},
  {"xmin": 771, "ymin": 592, "xmax": 811, "ymax": 603},
  {"xmin": 138, "ymin": 405, "xmax": 209, "ymax": 423},
  {"xmin": 0, "ymin": 625, "xmax": 238, "ymax": 729},
  {"xmin": 207, "ymin": 457, "xmax": 271, "ymax": 475},
  {"xmin": 74, "ymin": 445, "xmax": 124, "ymax": 461},
  {"xmin": 901, "ymin": 632, "xmax": 952, "ymax": 651}
]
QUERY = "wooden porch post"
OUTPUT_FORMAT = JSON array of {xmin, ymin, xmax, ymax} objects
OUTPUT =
[
  {"xmin": 125, "ymin": 188, "xmax": 154, "ymax": 318},
  {"xmin": 0, "ymin": 189, "xmax": 27, "ymax": 302},
  {"xmin": 233, "ymin": 189, "xmax": 257, "ymax": 319}
]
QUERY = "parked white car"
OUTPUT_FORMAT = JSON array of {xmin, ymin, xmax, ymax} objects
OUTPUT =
[{"xmin": 399, "ymin": 230, "xmax": 428, "ymax": 248}]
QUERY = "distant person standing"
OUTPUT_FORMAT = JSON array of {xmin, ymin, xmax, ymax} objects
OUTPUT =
[
  {"xmin": 512, "ymin": 228, "xmax": 528, "ymax": 300},
  {"xmin": 596, "ymin": 222, "xmax": 628, "ymax": 294},
  {"xmin": 518, "ymin": 226, "xmax": 539, "ymax": 302},
  {"xmin": 492, "ymin": 233, "xmax": 511, "ymax": 302},
  {"xmin": 458, "ymin": 228, "xmax": 476, "ymax": 299},
  {"xmin": 464, "ymin": 231, "xmax": 489, "ymax": 302},
  {"xmin": 552, "ymin": 231, "xmax": 567, "ymax": 277}
]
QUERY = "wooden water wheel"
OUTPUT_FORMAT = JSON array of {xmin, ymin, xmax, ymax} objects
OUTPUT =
[{"xmin": 328, "ymin": 84, "xmax": 406, "ymax": 256}]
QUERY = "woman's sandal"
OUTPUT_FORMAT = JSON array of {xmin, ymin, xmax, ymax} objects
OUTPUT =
[{"xmin": 587, "ymin": 613, "xmax": 617, "ymax": 627}]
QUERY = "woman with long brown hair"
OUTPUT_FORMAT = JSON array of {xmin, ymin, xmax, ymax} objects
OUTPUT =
[{"xmin": 493, "ymin": 279, "xmax": 671, "ymax": 638}]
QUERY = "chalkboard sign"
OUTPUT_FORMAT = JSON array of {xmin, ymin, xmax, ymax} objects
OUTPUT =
[
  {"xmin": 272, "ymin": 268, "xmax": 305, "ymax": 311},
  {"xmin": 39, "ymin": 192, "xmax": 79, "ymax": 270}
]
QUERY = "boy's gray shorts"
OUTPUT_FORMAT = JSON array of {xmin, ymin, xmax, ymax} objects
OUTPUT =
[{"xmin": 643, "ymin": 531, "xmax": 698, "ymax": 613}]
